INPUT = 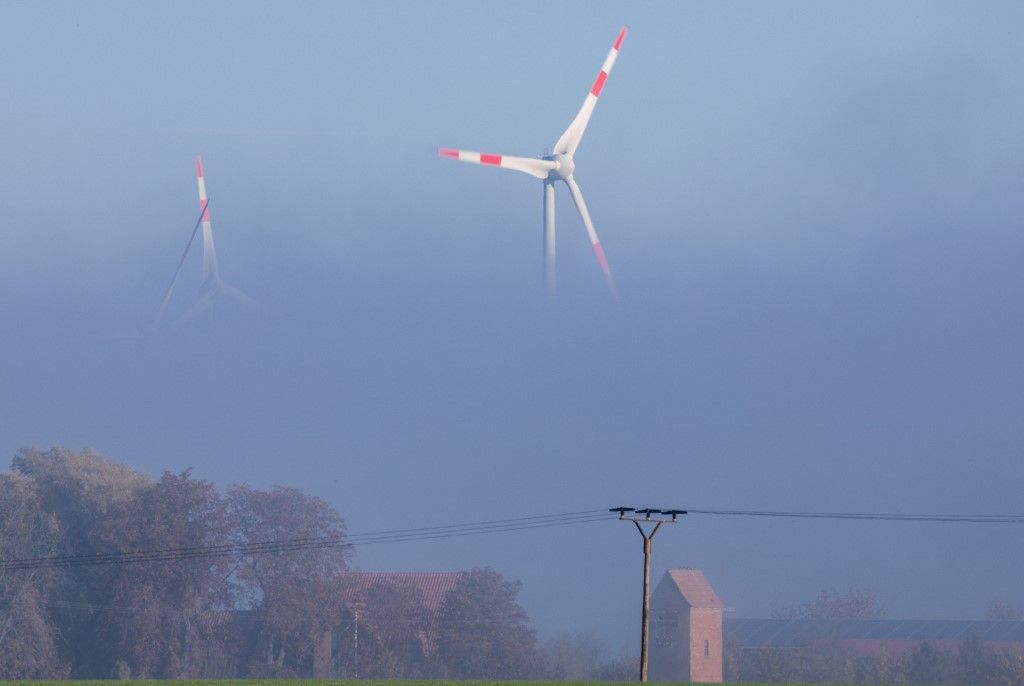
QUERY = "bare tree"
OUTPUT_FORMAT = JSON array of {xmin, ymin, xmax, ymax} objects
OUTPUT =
[
  {"xmin": 985, "ymin": 600, "xmax": 1023, "ymax": 621},
  {"xmin": 541, "ymin": 632, "xmax": 609, "ymax": 680},
  {"xmin": 773, "ymin": 588, "xmax": 887, "ymax": 620}
]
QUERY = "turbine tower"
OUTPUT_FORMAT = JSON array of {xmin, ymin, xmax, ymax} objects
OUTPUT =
[
  {"xmin": 440, "ymin": 25, "xmax": 627, "ymax": 295},
  {"xmin": 153, "ymin": 155, "xmax": 253, "ymax": 329}
]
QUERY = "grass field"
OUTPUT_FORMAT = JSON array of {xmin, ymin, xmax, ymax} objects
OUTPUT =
[{"xmin": 0, "ymin": 681, "xmax": 907, "ymax": 686}]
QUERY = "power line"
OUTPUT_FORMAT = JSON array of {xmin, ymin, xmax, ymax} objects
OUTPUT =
[
  {"xmin": 4, "ymin": 506, "xmax": 1022, "ymax": 575},
  {"xmin": 0, "ymin": 510, "xmax": 607, "ymax": 573},
  {"xmin": 685, "ymin": 508, "xmax": 1024, "ymax": 523}
]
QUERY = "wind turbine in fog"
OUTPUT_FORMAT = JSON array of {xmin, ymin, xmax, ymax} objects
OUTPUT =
[
  {"xmin": 153, "ymin": 155, "xmax": 254, "ymax": 329},
  {"xmin": 440, "ymin": 25, "xmax": 628, "ymax": 296}
]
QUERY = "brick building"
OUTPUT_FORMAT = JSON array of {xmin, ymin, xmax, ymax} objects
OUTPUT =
[{"xmin": 649, "ymin": 569, "xmax": 725, "ymax": 683}]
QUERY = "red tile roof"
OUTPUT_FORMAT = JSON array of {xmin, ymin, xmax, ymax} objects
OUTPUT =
[
  {"xmin": 666, "ymin": 569, "xmax": 724, "ymax": 608},
  {"xmin": 339, "ymin": 571, "xmax": 466, "ymax": 613}
]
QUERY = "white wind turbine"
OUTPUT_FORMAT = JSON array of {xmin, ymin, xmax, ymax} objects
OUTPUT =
[
  {"xmin": 440, "ymin": 25, "xmax": 628, "ymax": 295},
  {"xmin": 153, "ymin": 155, "xmax": 253, "ymax": 329}
]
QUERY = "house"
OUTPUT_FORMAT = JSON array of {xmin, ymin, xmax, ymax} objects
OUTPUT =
[
  {"xmin": 649, "ymin": 569, "xmax": 725, "ymax": 683},
  {"xmin": 314, "ymin": 571, "xmax": 467, "ymax": 678}
]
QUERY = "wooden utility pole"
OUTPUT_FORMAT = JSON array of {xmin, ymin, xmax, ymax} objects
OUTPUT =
[{"xmin": 611, "ymin": 507, "xmax": 686, "ymax": 683}]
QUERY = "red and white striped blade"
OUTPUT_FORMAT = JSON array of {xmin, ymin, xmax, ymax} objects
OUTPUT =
[
  {"xmin": 438, "ymin": 148, "xmax": 557, "ymax": 180},
  {"xmin": 195, "ymin": 154, "xmax": 211, "ymax": 223},
  {"xmin": 553, "ymin": 25, "xmax": 628, "ymax": 157},
  {"xmin": 194, "ymin": 154, "xmax": 218, "ymax": 285},
  {"xmin": 565, "ymin": 176, "xmax": 617, "ymax": 297}
]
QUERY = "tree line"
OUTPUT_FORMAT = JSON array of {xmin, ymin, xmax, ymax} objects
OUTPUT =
[
  {"xmin": 2, "ymin": 447, "xmax": 621, "ymax": 680},
  {"xmin": 728, "ymin": 634, "xmax": 1024, "ymax": 685}
]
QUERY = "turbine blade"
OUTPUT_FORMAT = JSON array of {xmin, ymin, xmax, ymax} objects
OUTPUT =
[
  {"xmin": 217, "ymin": 281, "xmax": 258, "ymax": 309},
  {"xmin": 438, "ymin": 148, "xmax": 557, "ymax": 180},
  {"xmin": 173, "ymin": 290, "xmax": 216, "ymax": 329},
  {"xmin": 553, "ymin": 25, "xmax": 628, "ymax": 156},
  {"xmin": 153, "ymin": 199, "xmax": 209, "ymax": 329},
  {"xmin": 196, "ymin": 155, "xmax": 219, "ymax": 285},
  {"xmin": 565, "ymin": 176, "xmax": 617, "ymax": 296}
]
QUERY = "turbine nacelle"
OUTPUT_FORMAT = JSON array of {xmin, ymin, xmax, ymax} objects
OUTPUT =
[{"xmin": 543, "ymin": 153, "xmax": 574, "ymax": 181}]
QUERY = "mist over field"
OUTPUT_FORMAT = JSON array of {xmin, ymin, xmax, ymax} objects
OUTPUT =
[{"xmin": 1, "ymin": 0, "xmax": 1023, "ymax": 660}]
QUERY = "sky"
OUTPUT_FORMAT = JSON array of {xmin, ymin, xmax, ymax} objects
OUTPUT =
[{"xmin": 2, "ymin": 0, "xmax": 1024, "ymax": 648}]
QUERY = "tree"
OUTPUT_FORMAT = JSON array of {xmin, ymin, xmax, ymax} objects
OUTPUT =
[
  {"xmin": 751, "ymin": 588, "xmax": 894, "ymax": 684},
  {"xmin": 906, "ymin": 641, "xmax": 958, "ymax": 684},
  {"xmin": 540, "ymin": 633, "xmax": 640, "ymax": 682},
  {"xmin": 102, "ymin": 470, "xmax": 233, "ymax": 678},
  {"xmin": 227, "ymin": 485, "xmax": 350, "ymax": 677},
  {"xmin": 0, "ymin": 472, "xmax": 65, "ymax": 679},
  {"xmin": 333, "ymin": 578, "xmax": 431, "ymax": 678},
  {"xmin": 11, "ymin": 450, "xmax": 235, "ymax": 678},
  {"xmin": 12, "ymin": 447, "xmax": 152, "ymax": 677},
  {"xmin": 588, "ymin": 653, "xmax": 640, "ymax": 682},
  {"xmin": 774, "ymin": 588, "xmax": 887, "ymax": 620},
  {"xmin": 434, "ymin": 567, "xmax": 541, "ymax": 679},
  {"xmin": 541, "ymin": 632, "xmax": 610, "ymax": 680},
  {"xmin": 4, "ymin": 448, "xmax": 365, "ymax": 680},
  {"xmin": 959, "ymin": 634, "xmax": 996, "ymax": 685},
  {"xmin": 985, "ymin": 600, "xmax": 1023, "ymax": 621}
]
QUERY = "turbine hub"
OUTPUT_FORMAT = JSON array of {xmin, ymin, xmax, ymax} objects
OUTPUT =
[{"xmin": 544, "ymin": 153, "xmax": 574, "ymax": 181}]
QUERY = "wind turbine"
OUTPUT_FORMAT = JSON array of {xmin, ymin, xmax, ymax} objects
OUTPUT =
[
  {"xmin": 439, "ymin": 25, "xmax": 627, "ymax": 296},
  {"xmin": 153, "ymin": 155, "xmax": 253, "ymax": 329}
]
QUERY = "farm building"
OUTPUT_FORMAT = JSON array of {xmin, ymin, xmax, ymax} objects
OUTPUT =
[
  {"xmin": 726, "ymin": 618, "xmax": 1024, "ymax": 656},
  {"xmin": 649, "ymin": 569, "xmax": 725, "ymax": 683}
]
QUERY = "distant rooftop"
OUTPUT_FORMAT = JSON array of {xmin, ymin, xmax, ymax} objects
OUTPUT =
[
  {"xmin": 664, "ymin": 569, "xmax": 725, "ymax": 609},
  {"xmin": 339, "ymin": 571, "xmax": 465, "ymax": 613},
  {"xmin": 727, "ymin": 618, "xmax": 1024, "ymax": 646}
]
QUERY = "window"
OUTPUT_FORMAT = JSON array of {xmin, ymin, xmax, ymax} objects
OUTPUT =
[{"xmin": 704, "ymin": 639, "xmax": 710, "ymax": 658}]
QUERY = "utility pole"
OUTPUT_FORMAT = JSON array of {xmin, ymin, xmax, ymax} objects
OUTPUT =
[
  {"xmin": 349, "ymin": 599, "xmax": 365, "ymax": 679},
  {"xmin": 611, "ymin": 507, "xmax": 687, "ymax": 683}
]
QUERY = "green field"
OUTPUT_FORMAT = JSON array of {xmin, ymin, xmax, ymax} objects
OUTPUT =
[{"xmin": 0, "ymin": 681, "xmax": 907, "ymax": 686}]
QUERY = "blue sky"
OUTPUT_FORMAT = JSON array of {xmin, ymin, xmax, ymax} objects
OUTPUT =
[{"xmin": 1, "ymin": 1, "xmax": 1024, "ymax": 645}]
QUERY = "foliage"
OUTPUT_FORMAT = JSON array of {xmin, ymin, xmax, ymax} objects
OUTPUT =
[
  {"xmin": 732, "ymin": 591, "xmax": 1024, "ymax": 685},
  {"xmin": 906, "ymin": 641, "xmax": 959, "ymax": 684},
  {"xmin": 1, "ymin": 448, "xmax": 350, "ymax": 680},
  {"xmin": 773, "ymin": 588, "xmax": 888, "ymax": 620},
  {"xmin": 731, "ymin": 636, "xmax": 1024, "ymax": 685},
  {"xmin": 0, "ymin": 472, "xmax": 65, "ymax": 679},
  {"xmin": 1, "ymin": 448, "xmax": 554, "ymax": 682},
  {"xmin": 332, "ymin": 578, "xmax": 431, "ymax": 679},
  {"xmin": 986, "ymin": 600, "xmax": 1024, "ymax": 621},
  {"xmin": 228, "ymin": 485, "xmax": 350, "ymax": 677},
  {"xmin": 433, "ymin": 567, "xmax": 543, "ymax": 679},
  {"xmin": 542, "ymin": 632, "xmax": 611, "ymax": 680},
  {"xmin": 540, "ymin": 632, "xmax": 638, "ymax": 681}
]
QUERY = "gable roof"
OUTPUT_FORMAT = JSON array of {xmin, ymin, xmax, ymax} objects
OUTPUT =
[
  {"xmin": 339, "ymin": 571, "xmax": 466, "ymax": 613},
  {"xmin": 663, "ymin": 569, "xmax": 725, "ymax": 609}
]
